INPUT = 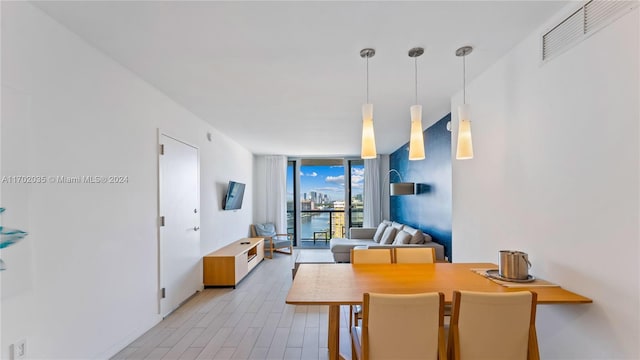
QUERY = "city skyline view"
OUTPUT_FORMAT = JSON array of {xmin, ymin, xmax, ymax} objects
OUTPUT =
[
  {"xmin": 286, "ymin": 161, "xmax": 365, "ymax": 244},
  {"xmin": 287, "ymin": 164, "xmax": 364, "ymax": 203}
]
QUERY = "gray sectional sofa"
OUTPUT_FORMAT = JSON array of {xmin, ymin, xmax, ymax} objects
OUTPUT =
[{"xmin": 329, "ymin": 220, "xmax": 445, "ymax": 262}]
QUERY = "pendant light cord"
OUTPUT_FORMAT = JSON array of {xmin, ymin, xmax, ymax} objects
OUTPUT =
[
  {"xmin": 463, "ymin": 55, "xmax": 466, "ymax": 105},
  {"xmin": 366, "ymin": 55, "xmax": 370, "ymax": 103},
  {"xmin": 414, "ymin": 57, "xmax": 418, "ymax": 104}
]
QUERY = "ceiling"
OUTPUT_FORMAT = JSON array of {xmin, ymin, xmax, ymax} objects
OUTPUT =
[{"xmin": 34, "ymin": 1, "xmax": 567, "ymax": 157}]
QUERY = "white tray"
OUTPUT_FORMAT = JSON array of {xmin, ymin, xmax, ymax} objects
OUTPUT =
[{"xmin": 485, "ymin": 269, "xmax": 535, "ymax": 283}]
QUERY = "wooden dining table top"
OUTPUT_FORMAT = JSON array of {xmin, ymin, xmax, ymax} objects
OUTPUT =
[{"xmin": 285, "ymin": 263, "xmax": 592, "ymax": 305}]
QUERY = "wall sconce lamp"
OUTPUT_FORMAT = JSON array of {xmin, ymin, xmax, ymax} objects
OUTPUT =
[{"xmin": 387, "ymin": 169, "xmax": 415, "ymax": 196}]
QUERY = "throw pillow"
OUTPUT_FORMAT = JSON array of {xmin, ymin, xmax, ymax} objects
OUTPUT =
[
  {"xmin": 380, "ymin": 227, "xmax": 397, "ymax": 245},
  {"xmin": 391, "ymin": 221, "xmax": 404, "ymax": 231},
  {"xmin": 392, "ymin": 230, "xmax": 412, "ymax": 245},
  {"xmin": 254, "ymin": 223, "xmax": 277, "ymax": 237},
  {"xmin": 403, "ymin": 226, "xmax": 425, "ymax": 244},
  {"xmin": 372, "ymin": 223, "xmax": 388, "ymax": 243}
]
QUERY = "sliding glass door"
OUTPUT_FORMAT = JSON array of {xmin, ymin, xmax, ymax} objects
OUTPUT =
[{"xmin": 287, "ymin": 158, "xmax": 365, "ymax": 248}]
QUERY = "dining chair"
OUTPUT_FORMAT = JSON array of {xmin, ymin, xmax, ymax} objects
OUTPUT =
[
  {"xmin": 448, "ymin": 290, "xmax": 539, "ymax": 360},
  {"xmin": 394, "ymin": 247, "xmax": 436, "ymax": 263},
  {"xmin": 350, "ymin": 248, "xmax": 393, "ymax": 264},
  {"xmin": 351, "ymin": 292, "xmax": 446, "ymax": 360},
  {"xmin": 350, "ymin": 248, "xmax": 393, "ymax": 328}
]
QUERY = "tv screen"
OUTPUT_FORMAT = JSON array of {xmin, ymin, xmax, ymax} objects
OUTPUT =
[{"xmin": 223, "ymin": 181, "xmax": 245, "ymax": 210}]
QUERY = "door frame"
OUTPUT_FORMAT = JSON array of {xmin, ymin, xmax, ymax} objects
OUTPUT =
[{"xmin": 156, "ymin": 129, "xmax": 201, "ymax": 315}]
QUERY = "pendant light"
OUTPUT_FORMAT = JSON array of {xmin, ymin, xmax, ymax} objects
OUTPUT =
[
  {"xmin": 360, "ymin": 48, "xmax": 377, "ymax": 159},
  {"xmin": 456, "ymin": 46, "xmax": 474, "ymax": 160},
  {"xmin": 408, "ymin": 47, "xmax": 425, "ymax": 160}
]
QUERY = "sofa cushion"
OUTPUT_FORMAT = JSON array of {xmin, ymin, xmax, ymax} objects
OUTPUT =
[
  {"xmin": 380, "ymin": 227, "xmax": 397, "ymax": 244},
  {"xmin": 350, "ymin": 227, "xmax": 377, "ymax": 239},
  {"xmin": 391, "ymin": 222, "xmax": 404, "ymax": 231},
  {"xmin": 402, "ymin": 226, "xmax": 425, "ymax": 244},
  {"xmin": 372, "ymin": 223, "xmax": 388, "ymax": 243},
  {"xmin": 330, "ymin": 238, "xmax": 374, "ymax": 254},
  {"xmin": 392, "ymin": 231, "xmax": 412, "ymax": 245}
]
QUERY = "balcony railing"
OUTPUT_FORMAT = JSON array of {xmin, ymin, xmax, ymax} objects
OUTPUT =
[
  {"xmin": 288, "ymin": 209, "xmax": 364, "ymax": 247},
  {"xmin": 301, "ymin": 209, "xmax": 345, "ymax": 241}
]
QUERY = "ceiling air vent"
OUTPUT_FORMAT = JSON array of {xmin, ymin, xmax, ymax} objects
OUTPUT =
[{"xmin": 542, "ymin": 0, "xmax": 638, "ymax": 61}]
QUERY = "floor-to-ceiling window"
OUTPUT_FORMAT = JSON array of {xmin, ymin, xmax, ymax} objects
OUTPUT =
[
  {"xmin": 348, "ymin": 160, "xmax": 364, "ymax": 229},
  {"xmin": 287, "ymin": 158, "xmax": 365, "ymax": 248}
]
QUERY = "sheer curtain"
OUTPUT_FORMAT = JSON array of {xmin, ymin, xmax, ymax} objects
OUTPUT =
[
  {"xmin": 363, "ymin": 157, "xmax": 381, "ymax": 227},
  {"xmin": 264, "ymin": 155, "xmax": 288, "ymax": 233}
]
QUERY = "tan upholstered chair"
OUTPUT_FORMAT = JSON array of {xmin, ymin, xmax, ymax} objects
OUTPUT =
[
  {"xmin": 394, "ymin": 247, "xmax": 436, "ymax": 263},
  {"xmin": 350, "ymin": 248, "xmax": 393, "ymax": 264},
  {"xmin": 351, "ymin": 292, "xmax": 446, "ymax": 360},
  {"xmin": 349, "ymin": 248, "xmax": 393, "ymax": 328},
  {"xmin": 448, "ymin": 290, "xmax": 539, "ymax": 360},
  {"xmin": 250, "ymin": 223, "xmax": 293, "ymax": 259}
]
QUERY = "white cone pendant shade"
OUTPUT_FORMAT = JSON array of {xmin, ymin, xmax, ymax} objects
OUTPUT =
[
  {"xmin": 408, "ymin": 47, "xmax": 425, "ymax": 161},
  {"xmin": 361, "ymin": 103, "xmax": 377, "ymax": 159},
  {"xmin": 456, "ymin": 104, "xmax": 473, "ymax": 159},
  {"xmin": 409, "ymin": 105, "xmax": 425, "ymax": 160},
  {"xmin": 360, "ymin": 48, "xmax": 377, "ymax": 159},
  {"xmin": 455, "ymin": 45, "xmax": 474, "ymax": 160}
]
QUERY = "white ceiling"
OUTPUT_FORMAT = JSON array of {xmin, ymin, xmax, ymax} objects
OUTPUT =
[{"xmin": 34, "ymin": 1, "xmax": 567, "ymax": 157}]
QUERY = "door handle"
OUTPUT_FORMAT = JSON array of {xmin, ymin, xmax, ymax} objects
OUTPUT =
[{"xmin": 194, "ymin": 226, "xmax": 200, "ymax": 231}]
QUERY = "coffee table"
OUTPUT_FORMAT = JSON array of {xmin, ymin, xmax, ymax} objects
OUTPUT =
[{"xmin": 292, "ymin": 249, "xmax": 335, "ymax": 278}]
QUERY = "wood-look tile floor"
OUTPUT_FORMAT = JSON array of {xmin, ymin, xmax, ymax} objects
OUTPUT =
[{"xmin": 112, "ymin": 250, "xmax": 352, "ymax": 360}]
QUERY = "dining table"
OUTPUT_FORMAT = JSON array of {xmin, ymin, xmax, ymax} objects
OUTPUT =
[{"xmin": 285, "ymin": 262, "xmax": 592, "ymax": 360}]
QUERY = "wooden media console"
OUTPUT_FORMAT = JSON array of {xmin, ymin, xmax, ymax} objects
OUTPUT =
[{"xmin": 203, "ymin": 237, "xmax": 264, "ymax": 288}]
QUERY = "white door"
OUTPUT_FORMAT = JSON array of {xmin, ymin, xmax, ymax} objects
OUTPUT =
[{"xmin": 159, "ymin": 134, "xmax": 200, "ymax": 317}]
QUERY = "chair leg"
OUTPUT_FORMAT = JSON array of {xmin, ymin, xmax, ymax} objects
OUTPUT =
[
  {"xmin": 349, "ymin": 305, "xmax": 353, "ymax": 329},
  {"xmin": 350, "ymin": 327, "xmax": 359, "ymax": 360},
  {"xmin": 274, "ymin": 246, "xmax": 294, "ymax": 256},
  {"xmin": 266, "ymin": 243, "xmax": 275, "ymax": 259}
]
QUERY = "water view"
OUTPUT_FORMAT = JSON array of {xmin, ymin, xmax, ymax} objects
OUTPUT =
[{"xmin": 287, "ymin": 160, "xmax": 364, "ymax": 247}]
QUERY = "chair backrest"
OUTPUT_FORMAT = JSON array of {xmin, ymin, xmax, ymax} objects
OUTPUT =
[
  {"xmin": 394, "ymin": 247, "xmax": 436, "ymax": 263},
  {"xmin": 362, "ymin": 292, "xmax": 445, "ymax": 360},
  {"xmin": 351, "ymin": 248, "xmax": 392, "ymax": 264},
  {"xmin": 449, "ymin": 290, "xmax": 539, "ymax": 360},
  {"xmin": 251, "ymin": 223, "xmax": 276, "ymax": 238}
]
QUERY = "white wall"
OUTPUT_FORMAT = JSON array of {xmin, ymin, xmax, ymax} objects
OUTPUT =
[
  {"xmin": 253, "ymin": 156, "xmax": 270, "ymax": 228},
  {"xmin": 451, "ymin": 5, "xmax": 639, "ymax": 359},
  {"xmin": 0, "ymin": 3, "xmax": 254, "ymax": 359}
]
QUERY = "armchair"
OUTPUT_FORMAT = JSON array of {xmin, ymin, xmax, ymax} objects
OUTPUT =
[{"xmin": 250, "ymin": 223, "xmax": 293, "ymax": 259}]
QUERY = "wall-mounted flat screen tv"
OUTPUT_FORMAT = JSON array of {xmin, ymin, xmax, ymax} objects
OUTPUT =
[{"xmin": 223, "ymin": 181, "xmax": 245, "ymax": 210}]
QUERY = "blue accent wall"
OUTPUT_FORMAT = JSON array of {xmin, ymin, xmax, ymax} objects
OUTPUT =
[{"xmin": 390, "ymin": 114, "xmax": 453, "ymax": 260}]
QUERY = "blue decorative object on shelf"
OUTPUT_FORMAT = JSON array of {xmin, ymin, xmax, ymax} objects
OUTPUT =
[{"xmin": 0, "ymin": 207, "xmax": 29, "ymax": 271}]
